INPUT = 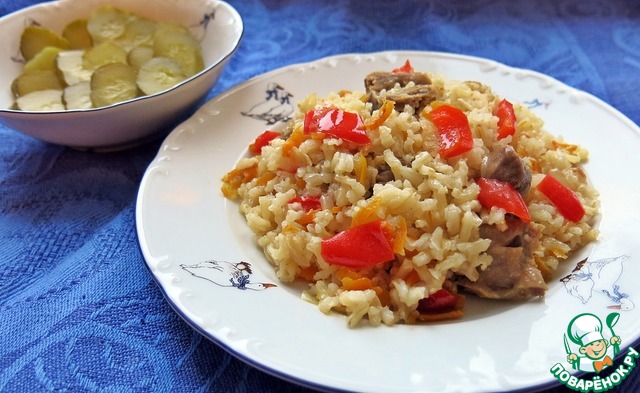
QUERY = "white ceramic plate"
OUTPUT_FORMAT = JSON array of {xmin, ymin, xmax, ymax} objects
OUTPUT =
[{"xmin": 136, "ymin": 51, "xmax": 640, "ymax": 392}]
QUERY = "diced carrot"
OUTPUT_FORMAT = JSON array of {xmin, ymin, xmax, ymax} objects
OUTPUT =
[
  {"xmin": 552, "ymin": 140, "xmax": 579, "ymax": 154},
  {"xmin": 373, "ymin": 286, "xmax": 391, "ymax": 307},
  {"xmin": 404, "ymin": 270, "xmax": 421, "ymax": 286},
  {"xmin": 297, "ymin": 266, "xmax": 318, "ymax": 281},
  {"xmin": 354, "ymin": 152, "xmax": 368, "ymax": 187},
  {"xmin": 221, "ymin": 164, "xmax": 258, "ymax": 199},
  {"xmin": 535, "ymin": 255, "xmax": 553, "ymax": 282},
  {"xmin": 351, "ymin": 197, "xmax": 382, "ymax": 227},
  {"xmin": 365, "ymin": 100, "xmax": 394, "ymax": 130},
  {"xmin": 341, "ymin": 276, "xmax": 374, "ymax": 291},
  {"xmin": 282, "ymin": 125, "xmax": 306, "ymax": 156},
  {"xmin": 310, "ymin": 132, "xmax": 327, "ymax": 140},
  {"xmin": 295, "ymin": 177, "xmax": 307, "ymax": 189},
  {"xmin": 282, "ymin": 224, "xmax": 299, "ymax": 234},
  {"xmin": 336, "ymin": 268, "xmax": 391, "ymax": 307},
  {"xmin": 380, "ymin": 221, "xmax": 396, "ymax": 253},
  {"xmin": 391, "ymin": 216, "xmax": 407, "ymax": 255},
  {"xmin": 529, "ymin": 158, "xmax": 541, "ymax": 174},
  {"xmin": 336, "ymin": 267, "xmax": 360, "ymax": 281},
  {"xmin": 256, "ymin": 171, "xmax": 276, "ymax": 186},
  {"xmin": 221, "ymin": 183, "xmax": 236, "ymax": 199},
  {"xmin": 296, "ymin": 210, "xmax": 317, "ymax": 226},
  {"xmin": 403, "ymin": 249, "xmax": 419, "ymax": 259}
]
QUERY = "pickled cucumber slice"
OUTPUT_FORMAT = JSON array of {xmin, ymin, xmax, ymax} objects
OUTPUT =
[
  {"xmin": 115, "ymin": 17, "xmax": 156, "ymax": 51},
  {"xmin": 63, "ymin": 19, "xmax": 93, "ymax": 49},
  {"xmin": 12, "ymin": 6, "xmax": 206, "ymax": 111},
  {"xmin": 13, "ymin": 69, "xmax": 64, "ymax": 97},
  {"xmin": 154, "ymin": 22, "xmax": 191, "ymax": 38},
  {"xmin": 82, "ymin": 41, "xmax": 127, "ymax": 71},
  {"xmin": 127, "ymin": 46, "xmax": 154, "ymax": 69},
  {"xmin": 57, "ymin": 50, "xmax": 93, "ymax": 85},
  {"xmin": 90, "ymin": 63, "xmax": 138, "ymax": 107},
  {"xmin": 136, "ymin": 57, "xmax": 187, "ymax": 95},
  {"xmin": 20, "ymin": 26, "xmax": 71, "ymax": 61},
  {"xmin": 153, "ymin": 29, "xmax": 204, "ymax": 77},
  {"xmin": 63, "ymin": 81, "xmax": 92, "ymax": 109},
  {"xmin": 86, "ymin": 5, "xmax": 132, "ymax": 44},
  {"xmin": 16, "ymin": 89, "xmax": 64, "ymax": 111},
  {"xmin": 23, "ymin": 46, "xmax": 64, "ymax": 74}
]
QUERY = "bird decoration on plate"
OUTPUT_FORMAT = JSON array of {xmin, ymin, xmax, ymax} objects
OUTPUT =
[
  {"xmin": 561, "ymin": 255, "xmax": 634, "ymax": 311},
  {"xmin": 241, "ymin": 82, "xmax": 294, "ymax": 125},
  {"xmin": 181, "ymin": 260, "xmax": 277, "ymax": 291}
]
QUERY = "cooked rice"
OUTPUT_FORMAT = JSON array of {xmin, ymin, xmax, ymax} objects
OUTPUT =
[{"xmin": 222, "ymin": 71, "xmax": 599, "ymax": 327}]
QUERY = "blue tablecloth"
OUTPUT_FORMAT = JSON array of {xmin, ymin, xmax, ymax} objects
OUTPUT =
[{"xmin": 2, "ymin": 0, "xmax": 639, "ymax": 392}]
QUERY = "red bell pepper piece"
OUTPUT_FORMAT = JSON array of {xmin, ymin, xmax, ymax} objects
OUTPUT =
[
  {"xmin": 417, "ymin": 288, "xmax": 459, "ymax": 314},
  {"xmin": 392, "ymin": 59, "xmax": 414, "ymax": 73},
  {"xmin": 304, "ymin": 107, "xmax": 370, "ymax": 146},
  {"xmin": 249, "ymin": 130, "xmax": 280, "ymax": 154},
  {"xmin": 429, "ymin": 104, "xmax": 474, "ymax": 158},
  {"xmin": 320, "ymin": 220, "xmax": 395, "ymax": 268},
  {"xmin": 477, "ymin": 178, "xmax": 531, "ymax": 223},
  {"xmin": 536, "ymin": 174, "xmax": 585, "ymax": 222},
  {"xmin": 496, "ymin": 99, "xmax": 516, "ymax": 140},
  {"xmin": 289, "ymin": 195, "xmax": 322, "ymax": 211}
]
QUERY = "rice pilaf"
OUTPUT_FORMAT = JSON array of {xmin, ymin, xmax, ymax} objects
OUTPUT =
[{"xmin": 222, "ymin": 61, "xmax": 599, "ymax": 327}]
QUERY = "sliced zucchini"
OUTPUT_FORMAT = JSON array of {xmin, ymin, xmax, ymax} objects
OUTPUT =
[
  {"xmin": 57, "ymin": 50, "xmax": 93, "ymax": 85},
  {"xmin": 90, "ymin": 63, "xmax": 138, "ymax": 107},
  {"xmin": 13, "ymin": 69, "xmax": 65, "ymax": 97},
  {"xmin": 23, "ymin": 46, "xmax": 64, "ymax": 74},
  {"xmin": 63, "ymin": 81, "xmax": 92, "ymax": 109},
  {"xmin": 136, "ymin": 57, "xmax": 187, "ymax": 95},
  {"xmin": 20, "ymin": 26, "xmax": 71, "ymax": 61},
  {"xmin": 82, "ymin": 41, "xmax": 127, "ymax": 71},
  {"xmin": 16, "ymin": 89, "xmax": 64, "ymax": 111},
  {"xmin": 63, "ymin": 19, "xmax": 93, "ymax": 49}
]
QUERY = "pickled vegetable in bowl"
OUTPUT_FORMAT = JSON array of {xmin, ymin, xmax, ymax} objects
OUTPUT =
[
  {"xmin": 0, "ymin": 0, "xmax": 243, "ymax": 150},
  {"xmin": 13, "ymin": 5, "xmax": 205, "ymax": 111}
]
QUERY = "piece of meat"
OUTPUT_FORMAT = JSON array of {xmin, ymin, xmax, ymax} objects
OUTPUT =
[
  {"xmin": 364, "ymin": 71, "xmax": 435, "ymax": 112},
  {"xmin": 481, "ymin": 145, "xmax": 532, "ymax": 195},
  {"xmin": 457, "ymin": 217, "xmax": 546, "ymax": 299},
  {"xmin": 479, "ymin": 216, "xmax": 526, "ymax": 247},
  {"xmin": 365, "ymin": 71, "xmax": 431, "ymax": 92}
]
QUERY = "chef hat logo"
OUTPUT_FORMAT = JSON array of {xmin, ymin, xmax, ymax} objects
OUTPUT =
[{"xmin": 568, "ymin": 313, "xmax": 604, "ymax": 346}]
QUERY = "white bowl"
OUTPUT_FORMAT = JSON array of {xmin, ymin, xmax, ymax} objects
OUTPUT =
[{"xmin": 0, "ymin": 0, "xmax": 243, "ymax": 150}]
